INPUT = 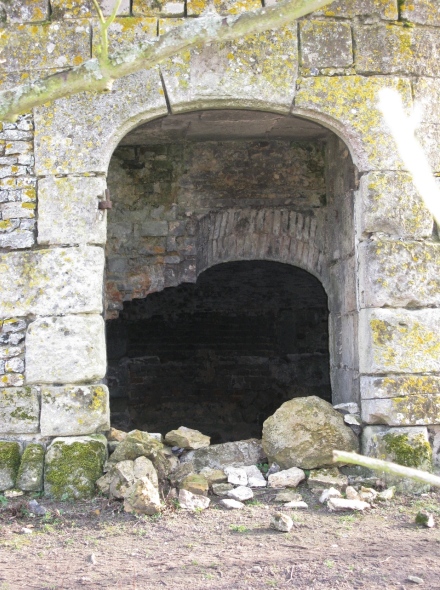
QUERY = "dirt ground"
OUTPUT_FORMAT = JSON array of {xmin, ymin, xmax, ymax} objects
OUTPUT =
[{"xmin": 0, "ymin": 486, "xmax": 439, "ymax": 590}]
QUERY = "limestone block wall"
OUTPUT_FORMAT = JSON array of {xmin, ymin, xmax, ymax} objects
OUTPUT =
[{"xmin": 0, "ymin": 0, "xmax": 440, "ymax": 495}]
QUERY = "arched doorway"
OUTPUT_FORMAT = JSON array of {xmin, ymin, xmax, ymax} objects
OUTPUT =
[{"xmin": 105, "ymin": 109, "xmax": 359, "ymax": 436}]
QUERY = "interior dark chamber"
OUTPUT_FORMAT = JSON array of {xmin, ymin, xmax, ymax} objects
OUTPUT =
[{"xmin": 107, "ymin": 260, "xmax": 331, "ymax": 443}]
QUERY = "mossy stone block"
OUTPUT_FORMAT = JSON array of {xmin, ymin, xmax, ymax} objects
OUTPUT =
[
  {"xmin": 44, "ymin": 435, "xmax": 107, "ymax": 500},
  {"xmin": 0, "ymin": 441, "xmax": 21, "ymax": 491},
  {"xmin": 0, "ymin": 386, "xmax": 40, "ymax": 434},
  {"xmin": 16, "ymin": 443, "xmax": 44, "ymax": 491}
]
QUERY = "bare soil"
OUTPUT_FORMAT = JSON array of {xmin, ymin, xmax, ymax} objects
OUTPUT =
[{"xmin": 0, "ymin": 486, "xmax": 439, "ymax": 590}]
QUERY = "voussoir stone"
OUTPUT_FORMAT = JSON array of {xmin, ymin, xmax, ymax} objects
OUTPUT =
[
  {"xmin": 262, "ymin": 396, "xmax": 359, "ymax": 470},
  {"xmin": 164, "ymin": 426, "xmax": 210, "ymax": 450},
  {"xmin": 183, "ymin": 439, "xmax": 266, "ymax": 471}
]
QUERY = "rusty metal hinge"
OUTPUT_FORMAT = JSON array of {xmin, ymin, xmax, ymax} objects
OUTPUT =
[{"xmin": 98, "ymin": 188, "xmax": 112, "ymax": 210}]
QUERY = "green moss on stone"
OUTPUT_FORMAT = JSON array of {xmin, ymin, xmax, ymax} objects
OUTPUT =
[
  {"xmin": 383, "ymin": 433, "xmax": 432, "ymax": 469},
  {"xmin": 0, "ymin": 441, "xmax": 21, "ymax": 490},
  {"xmin": 45, "ymin": 437, "xmax": 106, "ymax": 500}
]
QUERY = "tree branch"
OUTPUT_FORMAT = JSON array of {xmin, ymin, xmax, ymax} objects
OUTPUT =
[
  {"xmin": 333, "ymin": 450, "xmax": 440, "ymax": 488},
  {"xmin": 0, "ymin": 0, "xmax": 333, "ymax": 122}
]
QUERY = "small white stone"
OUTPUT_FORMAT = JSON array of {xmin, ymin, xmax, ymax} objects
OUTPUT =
[
  {"xmin": 178, "ymin": 489, "xmax": 210, "ymax": 511},
  {"xmin": 284, "ymin": 501, "xmax": 308, "ymax": 509},
  {"xmin": 227, "ymin": 486, "xmax": 253, "ymax": 502},
  {"xmin": 270, "ymin": 512, "xmax": 293, "ymax": 532},
  {"xmin": 268, "ymin": 467, "xmax": 305, "ymax": 489},
  {"xmin": 243, "ymin": 465, "xmax": 267, "ymax": 488},
  {"xmin": 224, "ymin": 466, "xmax": 247, "ymax": 486},
  {"xmin": 345, "ymin": 486, "xmax": 360, "ymax": 500},
  {"xmin": 319, "ymin": 487, "xmax": 342, "ymax": 503},
  {"xmin": 220, "ymin": 499, "xmax": 244, "ymax": 510}
]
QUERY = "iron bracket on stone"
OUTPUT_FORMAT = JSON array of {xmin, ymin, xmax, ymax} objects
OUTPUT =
[{"xmin": 98, "ymin": 188, "xmax": 112, "ymax": 210}]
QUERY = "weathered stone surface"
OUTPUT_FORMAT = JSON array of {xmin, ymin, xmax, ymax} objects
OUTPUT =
[
  {"xmin": 307, "ymin": 468, "xmax": 348, "ymax": 490},
  {"xmin": 38, "ymin": 176, "xmax": 107, "ymax": 246},
  {"xmin": 26, "ymin": 315, "xmax": 105, "ymax": 384},
  {"xmin": 5, "ymin": 0, "xmax": 50, "ymax": 22},
  {"xmin": 107, "ymin": 427, "xmax": 127, "ymax": 442},
  {"xmin": 164, "ymin": 426, "xmax": 210, "ymax": 449},
  {"xmin": 91, "ymin": 17, "xmax": 157, "ymax": 57},
  {"xmin": 0, "ymin": 21, "xmax": 90, "ymax": 72},
  {"xmin": 16, "ymin": 444, "xmax": 44, "ymax": 492},
  {"xmin": 180, "ymin": 473, "xmax": 209, "ymax": 496},
  {"xmin": 319, "ymin": 487, "xmax": 342, "ymax": 503},
  {"xmin": 212, "ymin": 482, "xmax": 234, "ymax": 496},
  {"xmin": 300, "ymin": 21, "xmax": 353, "ymax": 68},
  {"xmin": 401, "ymin": 0, "xmax": 440, "ymax": 25},
  {"xmin": 295, "ymin": 76, "xmax": 412, "ymax": 172},
  {"xmin": 133, "ymin": 455, "xmax": 158, "ymax": 485},
  {"xmin": 160, "ymin": 22, "xmax": 297, "ymax": 114},
  {"xmin": 327, "ymin": 498, "xmax": 370, "ymax": 512},
  {"xmin": 224, "ymin": 466, "xmax": 247, "ymax": 486},
  {"xmin": 362, "ymin": 425, "xmax": 432, "ymax": 492},
  {"xmin": 0, "ymin": 386, "xmax": 40, "ymax": 434},
  {"xmin": 184, "ymin": 439, "xmax": 265, "ymax": 471},
  {"xmin": 34, "ymin": 69, "xmax": 167, "ymax": 175},
  {"xmin": 355, "ymin": 24, "xmax": 440, "ymax": 77},
  {"xmin": 270, "ymin": 512, "xmax": 293, "ymax": 532},
  {"xmin": 362, "ymin": 395, "xmax": 440, "ymax": 427},
  {"xmin": 0, "ymin": 247, "xmax": 104, "ymax": 319},
  {"xmin": 359, "ymin": 309, "xmax": 440, "ymax": 374},
  {"xmin": 40, "ymin": 384, "xmax": 110, "ymax": 437},
  {"xmin": 187, "ymin": 0, "xmax": 260, "ymax": 16},
  {"xmin": 227, "ymin": 485, "xmax": 253, "ymax": 502},
  {"xmin": 243, "ymin": 465, "xmax": 267, "ymax": 488},
  {"xmin": 359, "ymin": 241, "xmax": 440, "ymax": 308},
  {"xmin": 134, "ymin": 0, "xmax": 184, "ymax": 16},
  {"xmin": 44, "ymin": 435, "xmax": 107, "ymax": 500},
  {"xmin": 0, "ymin": 441, "xmax": 21, "ymax": 491},
  {"xmin": 178, "ymin": 488, "xmax": 210, "ymax": 511},
  {"xmin": 199, "ymin": 467, "xmax": 227, "ymax": 485},
  {"xmin": 262, "ymin": 397, "xmax": 359, "ymax": 470},
  {"xmin": 124, "ymin": 476, "xmax": 162, "ymax": 515},
  {"xmin": 107, "ymin": 461, "xmax": 135, "ymax": 499},
  {"xmin": 357, "ymin": 172, "xmax": 433, "ymax": 239},
  {"xmin": 275, "ymin": 490, "xmax": 303, "ymax": 503},
  {"xmin": 268, "ymin": 467, "xmax": 306, "ymax": 488},
  {"xmin": 313, "ymin": 0, "xmax": 397, "ymax": 20},
  {"xmin": 51, "ymin": 0, "xmax": 130, "ymax": 18}
]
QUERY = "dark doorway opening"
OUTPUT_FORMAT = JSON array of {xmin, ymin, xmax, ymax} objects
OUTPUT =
[{"xmin": 107, "ymin": 261, "xmax": 330, "ymax": 443}]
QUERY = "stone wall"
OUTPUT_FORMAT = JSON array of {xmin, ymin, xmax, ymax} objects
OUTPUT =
[{"xmin": 1, "ymin": 0, "xmax": 440, "ymax": 496}]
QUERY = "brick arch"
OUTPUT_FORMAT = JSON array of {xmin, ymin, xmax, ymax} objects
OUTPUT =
[{"xmin": 196, "ymin": 208, "xmax": 329, "ymax": 294}]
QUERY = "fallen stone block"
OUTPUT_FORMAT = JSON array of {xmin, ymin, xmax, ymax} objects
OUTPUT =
[
  {"xmin": 327, "ymin": 498, "xmax": 370, "ymax": 512},
  {"xmin": 220, "ymin": 499, "xmax": 244, "ymax": 510},
  {"xmin": 224, "ymin": 466, "xmax": 247, "ymax": 486},
  {"xmin": 178, "ymin": 488, "xmax": 210, "ymax": 511},
  {"xmin": 227, "ymin": 486, "xmax": 253, "ymax": 502},
  {"xmin": 124, "ymin": 476, "xmax": 162, "ymax": 515},
  {"xmin": 165, "ymin": 426, "xmax": 210, "ymax": 450},
  {"xmin": 268, "ymin": 467, "xmax": 305, "ymax": 489}
]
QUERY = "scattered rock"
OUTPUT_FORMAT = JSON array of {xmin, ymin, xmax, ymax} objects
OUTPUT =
[
  {"xmin": 227, "ymin": 486, "xmax": 253, "ymax": 502},
  {"xmin": 21, "ymin": 527, "xmax": 33, "ymax": 535},
  {"xmin": 199, "ymin": 467, "xmax": 227, "ymax": 485},
  {"xmin": 220, "ymin": 499, "xmax": 245, "ymax": 510},
  {"xmin": 319, "ymin": 487, "xmax": 342, "ymax": 504},
  {"xmin": 212, "ymin": 483, "xmax": 234, "ymax": 496},
  {"xmin": 4, "ymin": 489, "xmax": 23, "ymax": 498},
  {"xmin": 183, "ymin": 439, "xmax": 265, "ymax": 471},
  {"xmin": 284, "ymin": 501, "xmax": 308, "ymax": 509},
  {"xmin": 267, "ymin": 463, "xmax": 280, "ymax": 476},
  {"xmin": 178, "ymin": 489, "xmax": 210, "ymax": 511},
  {"xmin": 107, "ymin": 427, "xmax": 126, "ymax": 442},
  {"xmin": 123, "ymin": 476, "xmax": 162, "ymax": 515},
  {"xmin": 251, "ymin": 566, "xmax": 263, "ymax": 573},
  {"xmin": 268, "ymin": 467, "xmax": 305, "ymax": 489},
  {"xmin": 308, "ymin": 467, "xmax": 348, "ymax": 490},
  {"xmin": 415, "ymin": 510, "xmax": 435, "ymax": 528},
  {"xmin": 327, "ymin": 498, "xmax": 370, "ymax": 512},
  {"xmin": 224, "ymin": 466, "xmax": 247, "ymax": 486},
  {"xmin": 345, "ymin": 486, "xmax": 360, "ymax": 500},
  {"xmin": 133, "ymin": 456, "xmax": 159, "ymax": 487},
  {"xmin": 333, "ymin": 403, "xmax": 360, "ymax": 415},
  {"xmin": 28, "ymin": 499, "xmax": 47, "ymax": 516},
  {"xmin": 165, "ymin": 426, "xmax": 210, "ymax": 450},
  {"xmin": 377, "ymin": 487, "xmax": 395, "ymax": 501},
  {"xmin": 243, "ymin": 465, "xmax": 267, "ymax": 488},
  {"xmin": 108, "ymin": 460, "xmax": 136, "ymax": 499},
  {"xmin": 168, "ymin": 462, "xmax": 195, "ymax": 487},
  {"xmin": 180, "ymin": 473, "xmax": 209, "ymax": 496},
  {"xmin": 270, "ymin": 512, "xmax": 293, "ymax": 532},
  {"xmin": 407, "ymin": 575, "xmax": 424, "ymax": 584},
  {"xmin": 87, "ymin": 553, "xmax": 97, "ymax": 565},
  {"xmin": 275, "ymin": 490, "xmax": 303, "ymax": 503},
  {"xmin": 359, "ymin": 486, "xmax": 378, "ymax": 502},
  {"xmin": 262, "ymin": 396, "xmax": 359, "ymax": 469}
]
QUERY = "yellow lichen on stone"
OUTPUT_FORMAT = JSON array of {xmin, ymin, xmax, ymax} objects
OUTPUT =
[
  {"xmin": 91, "ymin": 17, "xmax": 158, "ymax": 58},
  {"xmin": 187, "ymin": 0, "xmax": 261, "ymax": 16}
]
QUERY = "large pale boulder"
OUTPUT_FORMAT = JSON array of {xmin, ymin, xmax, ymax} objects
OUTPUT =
[
  {"xmin": 262, "ymin": 396, "xmax": 359, "ymax": 470},
  {"xmin": 183, "ymin": 439, "xmax": 266, "ymax": 471},
  {"xmin": 165, "ymin": 426, "xmax": 210, "ymax": 450}
]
